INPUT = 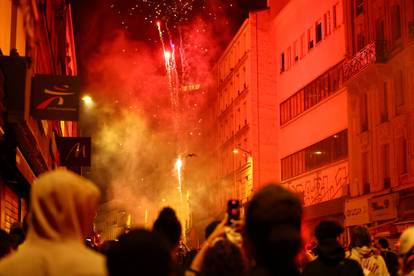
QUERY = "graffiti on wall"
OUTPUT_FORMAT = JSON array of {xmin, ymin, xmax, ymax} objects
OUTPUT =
[{"xmin": 284, "ymin": 161, "xmax": 348, "ymax": 206}]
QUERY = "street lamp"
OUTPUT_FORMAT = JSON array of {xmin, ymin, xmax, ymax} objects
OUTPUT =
[
  {"xmin": 232, "ymin": 147, "xmax": 252, "ymax": 156},
  {"xmin": 82, "ymin": 95, "xmax": 94, "ymax": 107}
]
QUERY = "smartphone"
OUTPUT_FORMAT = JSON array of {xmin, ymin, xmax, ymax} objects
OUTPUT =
[{"xmin": 227, "ymin": 199, "xmax": 240, "ymax": 225}]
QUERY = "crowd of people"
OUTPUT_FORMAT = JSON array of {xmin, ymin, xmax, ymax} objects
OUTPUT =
[{"xmin": 0, "ymin": 169, "xmax": 413, "ymax": 276}]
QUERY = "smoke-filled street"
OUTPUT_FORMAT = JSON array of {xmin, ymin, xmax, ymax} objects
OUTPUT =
[{"xmin": 1, "ymin": 0, "xmax": 414, "ymax": 275}]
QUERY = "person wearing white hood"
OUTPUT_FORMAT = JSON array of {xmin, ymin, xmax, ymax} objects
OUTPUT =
[
  {"xmin": 0, "ymin": 169, "xmax": 107, "ymax": 276},
  {"xmin": 346, "ymin": 226, "xmax": 389, "ymax": 276},
  {"xmin": 399, "ymin": 226, "xmax": 414, "ymax": 276}
]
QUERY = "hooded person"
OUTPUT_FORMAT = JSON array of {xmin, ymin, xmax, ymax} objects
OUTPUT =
[
  {"xmin": 303, "ymin": 220, "xmax": 363, "ymax": 276},
  {"xmin": 399, "ymin": 227, "xmax": 414, "ymax": 276},
  {"xmin": 346, "ymin": 226, "xmax": 389, "ymax": 276},
  {"xmin": 0, "ymin": 169, "xmax": 106, "ymax": 276}
]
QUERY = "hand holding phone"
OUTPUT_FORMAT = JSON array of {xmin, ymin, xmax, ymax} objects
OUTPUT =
[{"xmin": 227, "ymin": 199, "xmax": 240, "ymax": 225}]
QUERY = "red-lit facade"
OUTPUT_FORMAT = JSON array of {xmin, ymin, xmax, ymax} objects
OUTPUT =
[
  {"xmin": 0, "ymin": 0, "xmax": 78, "ymax": 232},
  {"xmin": 205, "ymin": 0, "xmax": 414, "ymax": 241},
  {"xmin": 343, "ymin": 0, "xmax": 414, "ymax": 238},
  {"xmin": 210, "ymin": 9, "xmax": 278, "ymax": 212}
]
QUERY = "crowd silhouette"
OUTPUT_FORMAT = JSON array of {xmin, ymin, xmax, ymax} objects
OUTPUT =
[{"xmin": 0, "ymin": 169, "xmax": 413, "ymax": 276}]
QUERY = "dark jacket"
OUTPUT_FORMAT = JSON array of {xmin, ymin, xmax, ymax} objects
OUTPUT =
[
  {"xmin": 380, "ymin": 249, "xmax": 399, "ymax": 276},
  {"xmin": 303, "ymin": 239, "xmax": 364, "ymax": 276}
]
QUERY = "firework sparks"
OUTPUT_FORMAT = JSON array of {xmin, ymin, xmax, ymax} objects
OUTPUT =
[{"xmin": 175, "ymin": 157, "xmax": 183, "ymax": 202}]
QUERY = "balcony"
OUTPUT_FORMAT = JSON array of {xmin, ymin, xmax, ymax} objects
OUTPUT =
[{"xmin": 343, "ymin": 41, "xmax": 387, "ymax": 82}]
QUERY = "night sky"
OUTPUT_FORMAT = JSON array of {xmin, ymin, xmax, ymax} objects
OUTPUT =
[{"xmin": 72, "ymin": 0, "xmax": 249, "ymax": 77}]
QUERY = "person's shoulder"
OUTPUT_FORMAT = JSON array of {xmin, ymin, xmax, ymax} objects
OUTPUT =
[
  {"xmin": 342, "ymin": 259, "xmax": 364, "ymax": 276},
  {"xmin": 0, "ymin": 250, "xmax": 46, "ymax": 276},
  {"xmin": 302, "ymin": 258, "xmax": 323, "ymax": 276}
]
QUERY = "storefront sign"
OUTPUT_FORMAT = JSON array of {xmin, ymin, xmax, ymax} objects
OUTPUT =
[
  {"xmin": 369, "ymin": 193, "xmax": 397, "ymax": 222},
  {"xmin": 31, "ymin": 75, "xmax": 80, "ymax": 121},
  {"xmin": 345, "ymin": 197, "xmax": 370, "ymax": 226},
  {"xmin": 56, "ymin": 137, "xmax": 91, "ymax": 167}
]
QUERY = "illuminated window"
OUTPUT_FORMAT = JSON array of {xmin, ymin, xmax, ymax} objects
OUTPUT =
[{"xmin": 281, "ymin": 130, "xmax": 348, "ymax": 180}]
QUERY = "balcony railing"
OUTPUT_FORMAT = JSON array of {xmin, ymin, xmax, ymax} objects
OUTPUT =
[{"xmin": 343, "ymin": 40, "xmax": 387, "ymax": 82}]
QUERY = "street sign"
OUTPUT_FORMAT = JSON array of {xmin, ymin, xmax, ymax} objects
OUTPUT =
[
  {"xmin": 31, "ymin": 75, "xmax": 80, "ymax": 121},
  {"xmin": 56, "ymin": 137, "xmax": 91, "ymax": 167}
]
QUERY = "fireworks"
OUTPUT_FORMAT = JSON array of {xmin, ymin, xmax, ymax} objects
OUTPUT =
[{"xmin": 175, "ymin": 157, "xmax": 183, "ymax": 201}]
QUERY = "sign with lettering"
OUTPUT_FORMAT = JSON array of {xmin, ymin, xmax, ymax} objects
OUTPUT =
[
  {"xmin": 56, "ymin": 137, "xmax": 91, "ymax": 167},
  {"xmin": 345, "ymin": 197, "xmax": 370, "ymax": 226},
  {"xmin": 31, "ymin": 75, "xmax": 80, "ymax": 121},
  {"xmin": 369, "ymin": 193, "xmax": 397, "ymax": 222}
]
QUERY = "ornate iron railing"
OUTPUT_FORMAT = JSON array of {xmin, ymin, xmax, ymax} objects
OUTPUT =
[{"xmin": 343, "ymin": 40, "xmax": 387, "ymax": 81}]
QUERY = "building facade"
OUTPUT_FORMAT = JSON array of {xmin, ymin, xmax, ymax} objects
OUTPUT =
[
  {"xmin": 343, "ymin": 0, "xmax": 414, "ymax": 238},
  {"xmin": 211, "ymin": 8, "xmax": 278, "ymax": 211},
  {"xmin": 0, "ymin": 0, "xmax": 78, "ymax": 231},
  {"xmin": 275, "ymin": 0, "xmax": 349, "ymax": 229}
]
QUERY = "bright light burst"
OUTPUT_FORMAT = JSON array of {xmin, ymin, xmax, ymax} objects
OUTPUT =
[{"xmin": 175, "ymin": 157, "xmax": 183, "ymax": 201}]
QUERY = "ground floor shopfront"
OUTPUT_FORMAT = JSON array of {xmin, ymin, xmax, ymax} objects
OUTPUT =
[{"xmin": 345, "ymin": 185, "xmax": 414, "ymax": 247}]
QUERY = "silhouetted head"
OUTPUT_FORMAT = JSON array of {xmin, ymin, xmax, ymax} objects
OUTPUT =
[
  {"xmin": 9, "ymin": 223, "xmax": 26, "ymax": 250},
  {"xmin": 201, "ymin": 239, "xmax": 247, "ymax": 276},
  {"xmin": 0, "ymin": 229, "xmax": 12, "ymax": 259},
  {"xmin": 153, "ymin": 207, "xmax": 182, "ymax": 250},
  {"xmin": 350, "ymin": 226, "xmax": 371, "ymax": 248},
  {"xmin": 315, "ymin": 220, "xmax": 344, "ymax": 242},
  {"xmin": 378, "ymin": 238, "xmax": 389, "ymax": 249},
  {"xmin": 107, "ymin": 229, "xmax": 171, "ymax": 276},
  {"xmin": 245, "ymin": 184, "xmax": 302, "ymax": 274},
  {"xmin": 205, "ymin": 220, "xmax": 220, "ymax": 239}
]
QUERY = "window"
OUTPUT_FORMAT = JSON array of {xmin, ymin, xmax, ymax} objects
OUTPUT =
[
  {"xmin": 362, "ymin": 152, "xmax": 370, "ymax": 194},
  {"xmin": 408, "ymin": 0, "xmax": 414, "ymax": 38},
  {"xmin": 308, "ymin": 26, "xmax": 314, "ymax": 49},
  {"xmin": 379, "ymin": 81, "xmax": 388, "ymax": 123},
  {"xmin": 356, "ymin": 0, "xmax": 364, "ymax": 16},
  {"xmin": 280, "ymin": 62, "xmax": 343, "ymax": 125},
  {"xmin": 300, "ymin": 33, "xmax": 306, "ymax": 58},
  {"xmin": 391, "ymin": 4, "xmax": 402, "ymax": 42},
  {"xmin": 324, "ymin": 11, "xmax": 331, "ymax": 36},
  {"xmin": 281, "ymin": 130, "xmax": 348, "ymax": 180},
  {"xmin": 280, "ymin": 52, "xmax": 285, "ymax": 73},
  {"xmin": 398, "ymin": 137, "xmax": 408, "ymax": 175},
  {"xmin": 316, "ymin": 20, "xmax": 323, "ymax": 43},
  {"xmin": 242, "ymin": 67, "xmax": 247, "ymax": 89},
  {"xmin": 360, "ymin": 93, "xmax": 368, "ymax": 132},
  {"xmin": 357, "ymin": 32, "xmax": 366, "ymax": 51},
  {"xmin": 381, "ymin": 144, "xmax": 391, "ymax": 189},
  {"xmin": 333, "ymin": 3, "xmax": 339, "ymax": 28},
  {"xmin": 395, "ymin": 70, "xmax": 404, "ymax": 114},
  {"xmin": 293, "ymin": 40, "xmax": 299, "ymax": 62},
  {"xmin": 286, "ymin": 47, "xmax": 292, "ymax": 70}
]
